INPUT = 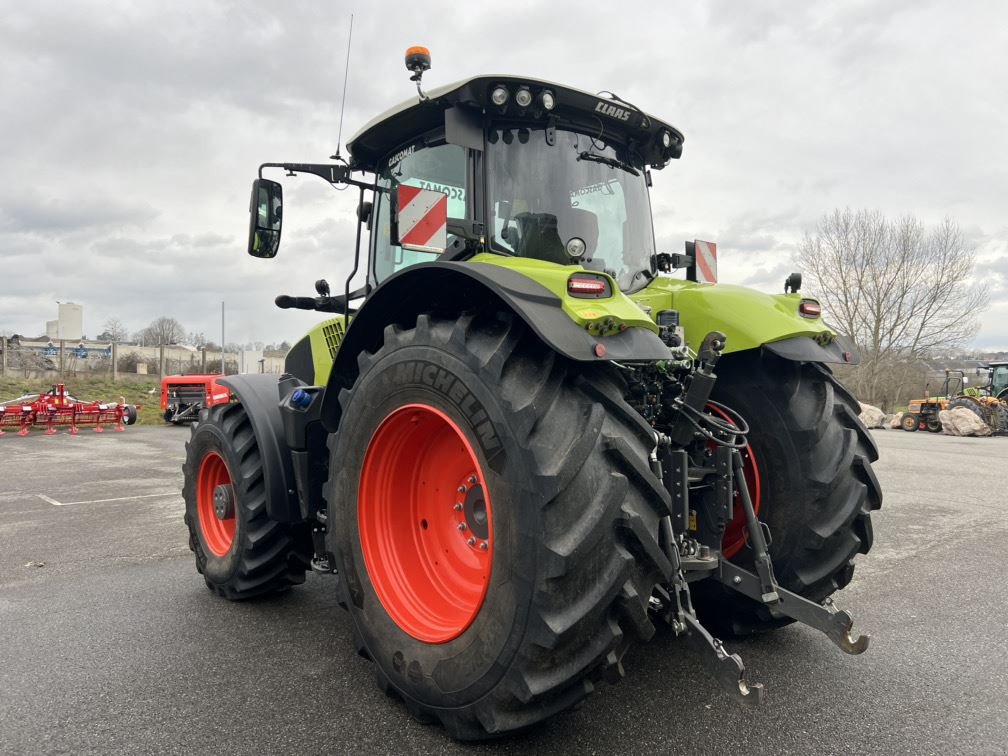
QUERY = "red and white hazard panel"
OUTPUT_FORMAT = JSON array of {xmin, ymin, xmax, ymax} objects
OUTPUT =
[
  {"xmin": 397, "ymin": 185, "xmax": 448, "ymax": 253},
  {"xmin": 694, "ymin": 239, "xmax": 717, "ymax": 284}
]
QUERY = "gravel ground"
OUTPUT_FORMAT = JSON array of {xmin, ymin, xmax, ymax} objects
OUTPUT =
[{"xmin": 1, "ymin": 425, "xmax": 1006, "ymax": 755}]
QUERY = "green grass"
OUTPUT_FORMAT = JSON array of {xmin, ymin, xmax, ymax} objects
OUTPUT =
[{"xmin": 0, "ymin": 376, "xmax": 163, "ymax": 426}]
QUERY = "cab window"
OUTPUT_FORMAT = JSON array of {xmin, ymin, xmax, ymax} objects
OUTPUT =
[
  {"xmin": 992, "ymin": 366, "xmax": 1008, "ymax": 396},
  {"xmin": 372, "ymin": 141, "xmax": 467, "ymax": 284}
]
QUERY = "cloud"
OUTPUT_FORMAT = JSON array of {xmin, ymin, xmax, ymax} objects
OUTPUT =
[
  {"xmin": 0, "ymin": 190, "xmax": 156, "ymax": 236},
  {"xmin": 1, "ymin": 0, "xmax": 1006, "ymax": 351}
]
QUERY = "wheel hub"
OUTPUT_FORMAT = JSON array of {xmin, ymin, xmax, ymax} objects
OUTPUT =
[
  {"xmin": 196, "ymin": 450, "xmax": 236, "ymax": 557},
  {"xmin": 453, "ymin": 474, "xmax": 490, "ymax": 548},
  {"xmin": 213, "ymin": 483, "xmax": 235, "ymax": 520}
]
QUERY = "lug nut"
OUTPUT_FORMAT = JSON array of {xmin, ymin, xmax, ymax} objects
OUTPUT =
[
  {"xmin": 457, "ymin": 485, "xmax": 467, "ymax": 493},
  {"xmin": 479, "ymin": 541, "xmax": 488, "ymax": 551},
  {"xmin": 467, "ymin": 537, "xmax": 476, "ymax": 546},
  {"xmin": 467, "ymin": 475, "xmax": 477, "ymax": 485},
  {"xmin": 453, "ymin": 502, "xmax": 463, "ymax": 511},
  {"xmin": 457, "ymin": 523, "xmax": 467, "ymax": 531}
]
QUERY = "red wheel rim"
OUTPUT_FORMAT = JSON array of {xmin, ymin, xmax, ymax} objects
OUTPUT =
[
  {"xmin": 358, "ymin": 404, "xmax": 493, "ymax": 643},
  {"xmin": 708, "ymin": 404, "xmax": 761, "ymax": 559},
  {"xmin": 197, "ymin": 450, "xmax": 236, "ymax": 557}
]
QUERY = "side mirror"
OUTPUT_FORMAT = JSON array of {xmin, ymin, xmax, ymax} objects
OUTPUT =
[
  {"xmin": 248, "ymin": 178, "xmax": 283, "ymax": 258},
  {"xmin": 357, "ymin": 199, "xmax": 373, "ymax": 231},
  {"xmin": 391, "ymin": 185, "xmax": 447, "ymax": 254}
]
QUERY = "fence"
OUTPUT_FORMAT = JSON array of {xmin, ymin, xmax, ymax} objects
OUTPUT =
[{"xmin": 0, "ymin": 338, "xmax": 285, "ymax": 381}]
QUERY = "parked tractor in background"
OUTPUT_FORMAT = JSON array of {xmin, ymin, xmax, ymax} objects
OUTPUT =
[
  {"xmin": 180, "ymin": 49, "xmax": 881, "ymax": 739},
  {"xmin": 899, "ymin": 369, "xmax": 964, "ymax": 432},
  {"xmin": 901, "ymin": 365, "xmax": 1008, "ymax": 434},
  {"xmin": 948, "ymin": 362, "xmax": 1008, "ymax": 433}
]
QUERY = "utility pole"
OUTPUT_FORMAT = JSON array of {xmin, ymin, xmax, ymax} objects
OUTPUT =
[{"xmin": 221, "ymin": 300, "xmax": 226, "ymax": 376}]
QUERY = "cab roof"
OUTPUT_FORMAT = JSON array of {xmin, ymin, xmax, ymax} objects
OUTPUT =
[{"xmin": 345, "ymin": 74, "xmax": 685, "ymax": 173}]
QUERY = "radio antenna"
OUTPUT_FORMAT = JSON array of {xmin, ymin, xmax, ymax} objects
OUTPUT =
[{"xmin": 331, "ymin": 13, "xmax": 354, "ymax": 164}]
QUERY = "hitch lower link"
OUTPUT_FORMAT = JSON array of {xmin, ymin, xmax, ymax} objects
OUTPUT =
[
  {"xmin": 716, "ymin": 450, "xmax": 869, "ymax": 656},
  {"xmin": 660, "ymin": 447, "xmax": 868, "ymax": 707}
]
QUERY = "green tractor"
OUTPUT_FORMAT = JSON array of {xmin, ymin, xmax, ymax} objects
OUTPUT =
[
  {"xmin": 946, "ymin": 362, "xmax": 1008, "ymax": 432},
  {"xmin": 182, "ymin": 48, "xmax": 882, "ymax": 739}
]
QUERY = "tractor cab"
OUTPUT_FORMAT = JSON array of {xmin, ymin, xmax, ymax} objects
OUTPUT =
[
  {"xmin": 349, "ymin": 71, "xmax": 683, "ymax": 293},
  {"xmin": 247, "ymin": 49, "xmax": 685, "ymax": 301},
  {"xmin": 984, "ymin": 362, "xmax": 1008, "ymax": 399}
]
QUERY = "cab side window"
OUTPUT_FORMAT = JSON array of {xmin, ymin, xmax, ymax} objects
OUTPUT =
[
  {"xmin": 992, "ymin": 366, "xmax": 1008, "ymax": 396},
  {"xmin": 373, "ymin": 142, "xmax": 467, "ymax": 283}
]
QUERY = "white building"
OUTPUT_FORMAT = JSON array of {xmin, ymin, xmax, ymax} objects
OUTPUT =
[{"xmin": 44, "ymin": 303, "xmax": 84, "ymax": 341}]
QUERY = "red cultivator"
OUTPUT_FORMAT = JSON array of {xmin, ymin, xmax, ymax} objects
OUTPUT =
[{"xmin": 0, "ymin": 384, "xmax": 139, "ymax": 436}]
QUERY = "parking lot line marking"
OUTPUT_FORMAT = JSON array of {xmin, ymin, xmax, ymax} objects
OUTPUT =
[
  {"xmin": 63, "ymin": 492, "xmax": 181, "ymax": 506},
  {"xmin": 36, "ymin": 492, "xmax": 179, "ymax": 506}
]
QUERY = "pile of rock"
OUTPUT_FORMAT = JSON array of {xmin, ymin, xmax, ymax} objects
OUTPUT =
[
  {"xmin": 857, "ymin": 404, "xmax": 888, "ymax": 429},
  {"xmin": 938, "ymin": 407, "xmax": 992, "ymax": 437}
]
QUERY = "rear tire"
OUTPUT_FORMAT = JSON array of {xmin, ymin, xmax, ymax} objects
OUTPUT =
[
  {"xmin": 693, "ymin": 351, "xmax": 882, "ymax": 635},
  {"xmin": 182, "ymin": 403, "xmax": 310, "ymax": 599},
  {"xmin": 326, "ymin": 312, "xmax": 671, "ymax": 739}
]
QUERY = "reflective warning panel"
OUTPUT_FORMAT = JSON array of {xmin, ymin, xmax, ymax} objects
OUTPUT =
[
  {"xmin": 693, "ymin": 239, "xmax": 717, "ymax": 284},
  {"xmin": 396, "ymin": 185, "xmax": 448, "ymax": 254}
]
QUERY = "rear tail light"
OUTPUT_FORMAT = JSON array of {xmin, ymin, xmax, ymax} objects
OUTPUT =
[
  {"xmin": 567, "ymin": 274, "xmax": 612, "ymax": 298},
  {"xmin": 799, "ymin": 299, "xmax": 822, "ymax": 318}
]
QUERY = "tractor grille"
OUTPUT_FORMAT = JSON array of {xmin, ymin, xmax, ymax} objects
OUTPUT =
[{"xmin": 322, "ymin": 319, "xmax": 345, "ymax": 359}]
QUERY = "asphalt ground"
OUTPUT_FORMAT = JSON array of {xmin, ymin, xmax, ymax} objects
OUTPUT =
[{"xmin": 1, "ymin": 425, "xmax": 1007, "ymax": 755}]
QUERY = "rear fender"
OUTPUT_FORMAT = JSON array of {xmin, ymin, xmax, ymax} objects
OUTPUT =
[
  {"xmin": 217, "ymin": 374, "xmax": 300, "ymax": 522},
  {"xmin": 318, "ymin": 261, "xmax": 674, "ymax": 432},
  {"xmin": 632, "ymin": 278, "xmax": 857, "ymax": 364}
]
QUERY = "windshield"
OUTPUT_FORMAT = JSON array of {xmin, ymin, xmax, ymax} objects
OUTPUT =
[{"xmin": 487, "ymin": 127, "xmax": 656, "ymax": 290}]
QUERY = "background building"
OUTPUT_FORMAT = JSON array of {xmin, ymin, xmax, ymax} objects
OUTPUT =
[{"xmin": 44, "ymin": 303, "xmax": 84, "ymax": 341}]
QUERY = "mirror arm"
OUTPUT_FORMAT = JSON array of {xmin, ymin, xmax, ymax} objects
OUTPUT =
[{"xmin": 258, "ymin": 162, "xmax": 373, "ymax": 191}]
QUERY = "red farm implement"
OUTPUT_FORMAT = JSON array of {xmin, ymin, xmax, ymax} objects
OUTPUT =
[
  {"xmin": 161, "ymin": 374, "xmax": 231, "ymax": 424},
  {"xmin": 0, "ymin": 384, "xmax": 139, "ymax": 436}
]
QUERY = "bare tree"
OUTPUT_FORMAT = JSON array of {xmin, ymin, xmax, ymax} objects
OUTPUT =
[
  {"xmin": 98, "ymin": 317, "xmax": 129, "ymax": 343},
  {"xmin": 799, "ymin": 209, "xmax": 988, "ymax": 407},
  {"xmin": 140, "ymin": 316, "xmax": 187, "ymax": 346}
]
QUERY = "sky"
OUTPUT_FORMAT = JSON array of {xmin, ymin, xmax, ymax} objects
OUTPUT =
[{"xmin": 2, "ymin": 0, "xmax": 1007, "ymax": 349}]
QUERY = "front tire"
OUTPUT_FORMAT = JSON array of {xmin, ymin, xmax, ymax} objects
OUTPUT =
[
  {"xmin": 182, "ymin": 403, "xmax": 310, "ymax": 599},
  {"xmin": 694, "ymin": 351, "xmax": 882, "ymax": 635},
  {"xmin": 326, "ymin": 312, "xmax": 671, "ymax": 739}
]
